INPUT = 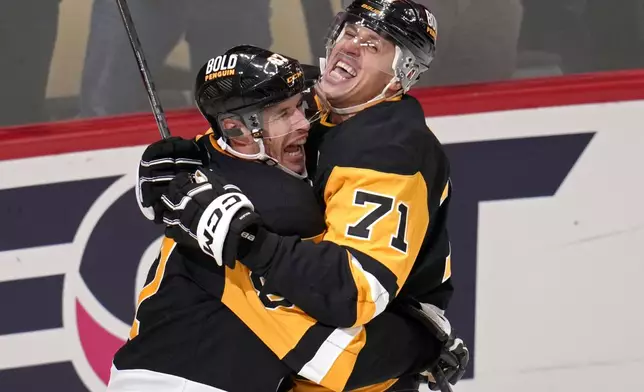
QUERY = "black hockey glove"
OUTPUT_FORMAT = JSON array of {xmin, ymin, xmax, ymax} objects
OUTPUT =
[
  {"xmin": 394, "ymin": 299, "xmax": 469, "ymax": 391},
  {"xmin": 161, "ymin": 169, "xmax": 262, "ymax": 268},
  {"xmin": 136, "ymin": 137, "xmax": 208, "ymax": 223}
]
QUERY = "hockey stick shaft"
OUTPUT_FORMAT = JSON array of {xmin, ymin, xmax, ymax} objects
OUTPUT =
[{"xmin": 115, "ymin": 0, "xmax": 171, "ymax": 139}]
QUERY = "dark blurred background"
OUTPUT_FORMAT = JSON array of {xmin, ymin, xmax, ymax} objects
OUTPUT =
[{"xmin": 1, "ymin": 0, "xmax": 643, "ymax": 127}]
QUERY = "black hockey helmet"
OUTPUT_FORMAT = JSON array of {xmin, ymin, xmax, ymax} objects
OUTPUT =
[
  {"xmin": 195, "ymin": 45, "xmax": 319, "ymax": 139},
  {"xmin": 325, "ymin": 0, "xmax": 437, "ymax": 91}
]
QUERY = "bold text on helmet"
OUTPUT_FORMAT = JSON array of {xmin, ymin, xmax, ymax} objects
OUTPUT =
[
  {"xmin": 205, "ymin": 69, "xmax": 236, "ymax": 81},
  {"xmin": 206, "ymin": 54, "xmax": 238, "ymax": 75},
  {"xmin": 425, "ymin": 9, "xmax": 438, "ymax": 39}
]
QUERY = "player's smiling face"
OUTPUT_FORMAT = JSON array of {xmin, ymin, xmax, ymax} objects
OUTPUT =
[
  {"xmin": 319, "ymin": 24, "xmax": 398, "ymax": 109},
  {"xmin": 262, "ymin": 94, "xmax": 310, "ymax": 175}
]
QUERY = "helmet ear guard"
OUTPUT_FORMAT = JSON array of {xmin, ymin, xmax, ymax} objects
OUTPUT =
[
  {"xmin": 393, "ymin": 46, "xmax": 428, "ymax": 93},
  {"xmin": 216, "ymin": 112, "xmax": 252, "ymax": 139}
]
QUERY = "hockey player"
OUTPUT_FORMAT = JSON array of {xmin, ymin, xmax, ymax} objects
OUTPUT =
[
  {"xmin": 114, "ymin": 45, "xmax": 450, "ymax": 392},
  {"xmin": 156, "ymin": 1, "xmax": 468, "ymax": 390}
]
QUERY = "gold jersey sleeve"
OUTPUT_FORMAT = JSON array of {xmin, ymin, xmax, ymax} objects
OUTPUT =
[{"xmin": 322, "ymin": 166, "xmax": 430, "ymax": 326}]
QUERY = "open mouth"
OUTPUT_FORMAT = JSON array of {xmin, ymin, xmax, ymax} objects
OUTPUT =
[
  {"xmin": 283, "ymin": 138, "xmax": 306, "ymax": 157},
  {"xmin": 327, "ymin": 58, "xmax": 359, "ymax": 82}
]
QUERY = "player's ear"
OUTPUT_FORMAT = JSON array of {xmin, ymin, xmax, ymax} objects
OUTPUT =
[
  {"xmin": 221, "ymin": 117, "xmax": 244, "ymax": 131},
  {"xmin": 222, "ymin": 118, "xmax": 254, "ymax": 147}
]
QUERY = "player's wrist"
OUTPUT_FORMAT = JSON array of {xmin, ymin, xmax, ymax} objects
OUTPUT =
[{"xmin": 238, "ymin": 226, "xmax": 280, "ymax": 275}]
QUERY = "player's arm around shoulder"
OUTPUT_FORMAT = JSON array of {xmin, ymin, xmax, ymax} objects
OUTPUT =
[
  {"xmin": 247, "ymin": 126, "xmax": 433, "ymax": 328},
  {"xmin": 160, "ymin": 119, "xmax": 437, "ymax": 329}
]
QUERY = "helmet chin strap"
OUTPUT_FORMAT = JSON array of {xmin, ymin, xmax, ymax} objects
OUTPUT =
[
  {"xmin": 319, "ymin": 46, "xmax": 404, "ymax": 116},
  {"xmin": 216, "ymin": 135, "xmax": 308, "ymax": 180}
]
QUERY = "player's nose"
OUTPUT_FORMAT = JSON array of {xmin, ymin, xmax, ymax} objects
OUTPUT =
[{"xmin": 291, "ymin": 109, "xmax": 311, "ymax": 133}]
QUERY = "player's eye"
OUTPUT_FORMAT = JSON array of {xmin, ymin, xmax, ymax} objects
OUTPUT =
[
  {"xmin": 344, "ymin": 28, "xmax": 357, "ymax": 38},
  {"xmin": 363, "ymin": 41, "xmax": 379, "ymax": 54}
]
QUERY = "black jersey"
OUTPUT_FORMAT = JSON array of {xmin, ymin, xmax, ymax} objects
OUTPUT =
[
  {"xmin": 113, "ymin": 132, "xmax": 439, "ymax": 392},
  {"xmin": 243, "ymin": 94, "xmax": 454, "ymax": 337},
  {"xmin": 113, "ymin": 135, "xmax": 324, "ymax": 391}
]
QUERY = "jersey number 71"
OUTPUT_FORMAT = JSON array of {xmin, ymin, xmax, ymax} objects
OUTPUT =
[{"xmin": 346, "ymin": 190, "xmax": 409, "ymax": 253}]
